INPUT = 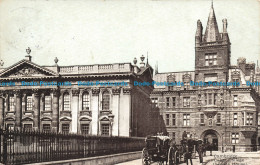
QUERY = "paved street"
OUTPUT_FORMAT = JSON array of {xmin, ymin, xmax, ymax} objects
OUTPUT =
[{"xmin": 116, "ymin": 151, "xmax": 260, "ymax": 165}]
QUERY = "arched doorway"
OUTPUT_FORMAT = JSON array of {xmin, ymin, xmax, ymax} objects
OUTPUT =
[{"xmin": 201, "ymin": 129, "xmax": 219, "ymax": 151}]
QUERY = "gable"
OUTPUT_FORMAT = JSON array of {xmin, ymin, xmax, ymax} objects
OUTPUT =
[{"xmin": 0, "ymin": 60, "xmax": 57, "ymax": 78}]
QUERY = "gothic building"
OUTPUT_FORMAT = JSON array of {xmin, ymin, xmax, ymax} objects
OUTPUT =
[
  {"xmin": 0, "ymin": 51, "xmax": 164, "ymax": 137},
  {"xmin": 151, "ymin": 4, "xmax": 260, "ymax": 151}
]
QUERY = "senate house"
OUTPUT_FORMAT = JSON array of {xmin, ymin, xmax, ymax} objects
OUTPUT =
[
  {"xmin": 0, "ymin": 3, "xmax": 260, "ymax": 152},
  {"xmin": 151, "ymin": 4, "xmax": 260, "ymax": 152},
  {"xmin": 0, "ymin": 51, "xmax": 165, "ymax": 137}
]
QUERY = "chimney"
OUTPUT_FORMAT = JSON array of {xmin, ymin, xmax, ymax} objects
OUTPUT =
[{"xmin": 133, "ymin": 57, "xmax": 139, "ymax": 73}]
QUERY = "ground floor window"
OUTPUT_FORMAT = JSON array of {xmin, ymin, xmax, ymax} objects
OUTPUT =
[
  {"xmin": 101, "ymin": 124, "xmax": 109, "ymax": 136},
  {"xmin": 231, "ymin": 133, "xmax": 239, "ymax": 144},
  {"xmin": 42, "ymin": 124, "xmax": 51, "ymax": 132},
  {"xmin": 23, "ymin": 124, "xmax": 33, "ymax": 131},
  {"xmin": 62, "ymin": 124, "xmax": 70, "ymax": 134},
  {"xmin": 81, "ymin": 124, "xmax": 89, "ymax": 135}
]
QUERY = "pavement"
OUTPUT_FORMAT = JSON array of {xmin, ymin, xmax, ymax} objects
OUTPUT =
[{"xmin": 116, "ymin": 151, "xmax": 260, "ymax": 165}]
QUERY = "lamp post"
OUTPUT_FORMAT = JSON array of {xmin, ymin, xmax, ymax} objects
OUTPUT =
[{"xmin": 108, "ymin": 113, "xmax": 114, "ymax": 136}]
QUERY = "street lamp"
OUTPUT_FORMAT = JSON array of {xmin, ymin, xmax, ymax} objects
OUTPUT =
[{"xmin": 108, "ymin": 113, "xmax": 114, "ymax": 136}]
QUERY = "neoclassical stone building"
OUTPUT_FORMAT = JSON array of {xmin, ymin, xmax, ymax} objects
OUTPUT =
[
  {"xmin": 0, "ymin": 51, "xmax": 163, "ymax": 137},
  {"xmin": 151, "ymin": 4, "xmax": 260, "ymax": 151}
]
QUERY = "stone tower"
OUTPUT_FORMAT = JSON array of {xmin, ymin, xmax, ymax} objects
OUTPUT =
[{"xmin": 195, "ymin": 2, "xmax": 231, "ymax": 82}]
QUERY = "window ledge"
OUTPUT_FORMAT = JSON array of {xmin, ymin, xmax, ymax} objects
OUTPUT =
[
  {"xmin": 200, "ymin": 123, "xmax": 205, "ymax": 126},
  {"xmin": 216, "ymin": 123, "xmax": 222, "ymax": 126}
]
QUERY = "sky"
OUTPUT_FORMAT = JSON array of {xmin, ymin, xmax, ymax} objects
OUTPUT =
[{"xmin": 0, "ymin": 0, "xmax": 259, "ymax": 73}]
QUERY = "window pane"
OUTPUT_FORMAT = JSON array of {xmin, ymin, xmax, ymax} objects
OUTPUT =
[
  {"xmin": 82, "ymin": 92, "xmax": 90, "ymax": 110},
  {"xmin": 63, "ymin": 93, "xmax": 70, "ymax": 111},
  {"xmin": 101, "ymin": 124, "xmax": 109, "ymax": 136},
  {"xmin": 9, "ymin": 96, "xmax": 15, "ymax": 111},
  {"xmin": 102, "ymin": 91, "xmax": 110, "ymax": 110},
  {"xmin": 62, "ymin": 124, "xmax": 70, "ymax": 134},
  {"xmin": 44, "ymin": 95, "xmax": 51, "ymax": 111},
  {"xmin": 26, "ymin": 96, "xmax": 33, "ymax": 111},
  {"xmin": 81, "ymin": 124, "xmax": 89, "ymax": 135}
]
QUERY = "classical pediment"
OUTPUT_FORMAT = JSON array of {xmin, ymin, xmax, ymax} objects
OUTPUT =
[{"xmin": 0, "ymin": 60, "xmax": 57, "ymax": 78}]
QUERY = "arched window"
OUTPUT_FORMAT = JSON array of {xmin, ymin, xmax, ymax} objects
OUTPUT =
[
  {"xmin": 82, "ymin": 92, "xmax": 90, "ymax": 110},
  {"xmin": 26, "ymin": 94, "xmax": 33, "ymax": 111},
  {"xmin": 102, "ymin": 91, "xmax": 110, "ymax": 110},
  {"xmin": 63, "ymin": 93, "xmax": 70, "ymax": 111},
  {"xmin": 44, "ymin": 95, "xmax": 51, "ymax": 111},
  {"xmin": 9, "ymin": 95, "xmax": 15, "ymax": 112}
]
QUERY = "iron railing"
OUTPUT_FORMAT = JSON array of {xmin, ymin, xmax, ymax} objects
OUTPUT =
[{"xmin": 0, "ymin": 128, "xmax": 144, "ymax": 165}]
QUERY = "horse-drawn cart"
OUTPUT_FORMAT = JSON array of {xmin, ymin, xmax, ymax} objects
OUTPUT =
[{"xmin": 141, "ymin": 135, "xmax": 179, "ymax": 165}]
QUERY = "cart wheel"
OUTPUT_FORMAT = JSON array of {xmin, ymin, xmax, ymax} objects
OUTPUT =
[
  {"xmin": 142, "ymin": 148, "xmax": 151, "ymax": 165},
  {"xmin": 175, "ymin": 151, "xmax": 180, "ymax": 165}
]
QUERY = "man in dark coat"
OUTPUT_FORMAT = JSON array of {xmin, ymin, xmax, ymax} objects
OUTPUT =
[{"xmin": 186, "ymin": 136, "xmax": 193, "ymax": 165}]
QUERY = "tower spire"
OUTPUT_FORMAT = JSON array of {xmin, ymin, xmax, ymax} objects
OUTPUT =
[{"xmin": 204, "ymin": 1, "xmax": 220, "ymax": 42}]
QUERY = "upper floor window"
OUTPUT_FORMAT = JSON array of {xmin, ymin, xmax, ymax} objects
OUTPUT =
[
  {"xmin": 151, "ymin": 98, "xmax": 158, "ymax": 107},
  {"xmin": 246, "ymin": 113, "xmax": 253, "ymax": 126},
  {"xmin": 183, "ymin": 114, "xmax": 190, "ymax": 126},
  {"xmin": 183, "ymin": 97, "xmax": 190, "ymax": 107},
  {"xmin": 26, "ymin": 95, "xmax": 33, "ymax": 111},
  {"xmin": 9, "ymin": 95, "xmax": 15, "ymax": 111},
  {"xmin": 82, "ymin": 92, "xmax": 90, "ymax": 110},
  {"xmin": 63, "ymin": 93, "xmax": 70, "ymax": 111},
  {"xmin": 217, "ymin": 113, "xmax": 221, "ymax": 123},
  {"xmin": 233, "ymin": 113, "xmax": 238, "ymax": 126},
  {"xmin": 166, "ymin": 97, "xmax": 170, "ymax": 107},
  {"xmin": 200, "ymin": 114, "xmax": 204, "ymax": 123},
  {"xmin": 166, "ymin": 114, "xmax": 170, "ymax": 126},
  {"xmin": 205, "ymin": 53, "xmax": 217, "ymax": 66},
  {"xmin": 172, "ymin": 97, "xmax": 176, "ymax": 107},
  {"xmin": 233, "ymin": 95, "xmax": 238, "ymax": 106},
  {"xmin": 44, "ymin": 95, "xmax": 51, "ymax": 111},
  {"xmin": 102, "ymin": 91, "xmax": 110, "ymax": 110},
  {"xmin": 172, "ymin": 114, "xmax": 176, "ymax": 126}
]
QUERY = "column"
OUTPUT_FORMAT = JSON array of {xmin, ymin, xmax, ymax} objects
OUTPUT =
[
  {"xmin": 112, "ymin": 87, "xmax": 120, "ymax": 136},
  {"xmin": 33, "ymin": 90, "xmax": 40, "ymax": 130},
  {"xmin": 71, "ymin": 89, "xmax": 79, "ymax": 133},
  {"xmin": 0, "ymin": 93, "xmax": 4, "ymax": 128},
  {"xmin": 91, "ymin": 88, "xmax": 100, "ymax": 135},
  {"xmin": 244, "ymin": 111, "xmax": 246, "ymax": 126},
  {"xmin": 15, "ymin": 91, "xmax": 22, "ymax": 130},
  {"xmin": 119, "ymin": 87, "xmax": 131, "ymax": 136},
  {"xmin": 52, "ymin": 89, "xmax": 59, "ymax": 132}
]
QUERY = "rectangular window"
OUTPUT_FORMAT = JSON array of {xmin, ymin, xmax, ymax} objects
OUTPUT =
[
  {"xmin": 231, "ymin": 133, "xmax": 239, "ymax": 144},
  {"xmin": 151, "ymin": 98, "xmax": 158, "ymax": 107},
  {"xmin": 26, "ymin": 96, "xmax": 33, "ymax": 111},
  {"xmin": 246, "ymin": 113, "xmax": 253, "ymax": 126},
  {"xmin": 172, "ymin": 97, "xmax": 176, "ymax": 107},
  {"xmin": 63, "ymin": 94, "xmax": 70, "ymax": 111},
  {"xmin": 23, "ymin": 124, "xmax": 33, "ymax": 131},
  {"xmin": 205, "ymin": 53, "xmax": 217, "ymax": 66},
  {"xmin": 44, "ymin": 95, "xmax": 51, "ymax": 111},
  {"xmin": 183, "ymin": 97, "xmax": 190, "ymax": 107},
  {"xmin": 171, "ymin": 132, "xmax": 176, "ymax": 142},
  {"xmin": 42, "ymin": 124, "xmax": 51, "ymax": 132},
  {"xmin": 217, "ymin": 113, "xmax": 221, "ymax": 123},
  {"xmin": 9, "ymin": 96, "xmax": 15, "ymax": 111},
  {"xmin": 81, "ymin": 124, "xmax": 89, "ymax": 135},
  {"xmin": 204, "ymin": 94, "xmax": 207, "ymax": 105},
  {"xmin": 62, "ymin": 124, "xmax": 70, "ymax": 134},
  {"xmin": 233, "ymin": 113, "xmax": 238, "ymax": 126},
  {"xmin": 214, "ymin": 94, "xmax": 217, "ymax": 105},
  {"xmin": 172, "ymin": 114, "xmax": 176, "ymax": 126},
  {"xmin": 6, "ymin": 124, "xmax": 14, "ymax": 131},
  {"xmin": 200, "ymin": 114, "xmax": 204, "ymax": 123},
  {"xmin": 166, "ymin": 114, "xmax": 170, "ymax": 126},
  {"xmin": 233, "ymin": 95, "xmax": 238, "ymax": 106},
  {"xmin": 101, "ymin": 124, "xmax": 109, "ymax": 136},
  {"xmin": 166, "ymin": 97, "xmax": 170, "ymax": 107},
  {"xmin": 208, "ymin": 94, "xmax": 212, "ymax": 105},
  {"xmin": 82, "ymin": 93, "xmax": 90, "ymax": 110},
  {"xmin": 183, "ymin": 114, "xmax": 190, "ymax": 126}
]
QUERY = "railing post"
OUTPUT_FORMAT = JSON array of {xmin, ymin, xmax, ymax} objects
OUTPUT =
[{"xmin": 3, "ymin": 129, "xmax": 7, "ymax": 165}]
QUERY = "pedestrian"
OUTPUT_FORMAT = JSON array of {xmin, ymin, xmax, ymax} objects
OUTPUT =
[{"xmin": 186, "ymin": 137, "xmax": 193, "ymax": 165}]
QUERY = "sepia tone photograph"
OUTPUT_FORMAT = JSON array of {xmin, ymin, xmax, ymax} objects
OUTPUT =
[{"xmin": 0, "ymin": 0, "xmax": 260, "ymax": 164}]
